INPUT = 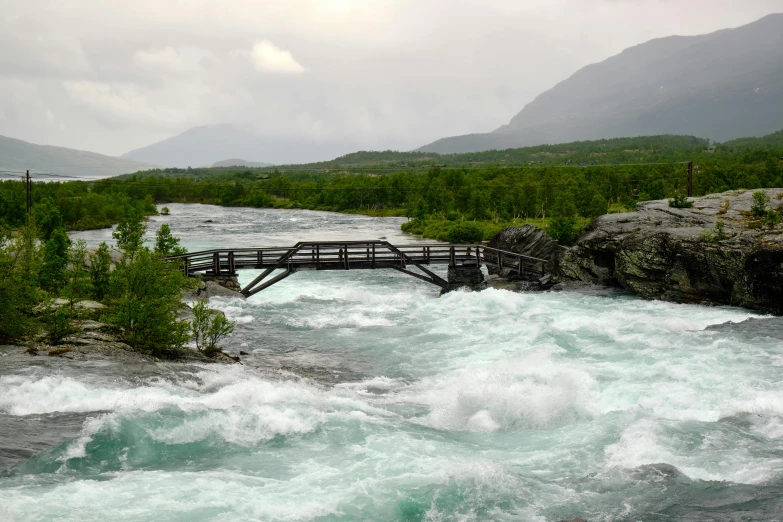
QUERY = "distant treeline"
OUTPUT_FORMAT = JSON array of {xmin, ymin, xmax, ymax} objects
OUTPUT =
[{"xmin": 2, "ymin": 131, "xmax": 782, "ymax": 243}]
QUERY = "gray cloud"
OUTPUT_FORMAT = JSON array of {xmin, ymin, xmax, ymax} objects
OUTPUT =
[{"xmin": 0, "ymin": 0, "xmax": 781, "ymax": 157}]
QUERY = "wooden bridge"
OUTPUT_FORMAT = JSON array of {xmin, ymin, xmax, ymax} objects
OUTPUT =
[{"xmin": 167, "ymin": 241, "xmax": 548, "ymax": 296}]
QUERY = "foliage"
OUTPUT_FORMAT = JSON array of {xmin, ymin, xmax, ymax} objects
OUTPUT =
[
  {"xmin": 547, "ymin": 216, "xmax": 580, "ymax": 245},
  {"xmin": 763, "ymin": 209, "xmax": 780, "ymax": 229},
  {"xmin": 31, "ymin": 198, "xmax": 63, "ymax": 241},
  {"xmin": 587, "ymin": 194, "xmax": 609, "ymax": 219},
  {"xmin": 0, "ymin": 224, "xmax": 42, "ymax": 341},
  {"xmin": 445, "ymin": 222, "xmax": 485, "ymax": 243},
  {"xmin": 89, "ymin": 242, "xmax": 112, "ymax": 301},
  {"xmin": 191, "ymin": 300, "xmax": 236, "ymax": 357},
  {"xmin": 154, "ymin": 223, "xmax": 187, "ymax": 257},
  {"xmin": 105, "ymin": 246, "xmax": 191, "ymax": 358},
  {"xmin": 751, "ymin": 191, "xmax": 770, "ymax": 217},
  {"xmin": 113, "ymin": 215, "xmax": 146, "ymax": 259},
  {"xmin": 161, "ymin": 206, "xmax": 170, "ymax": 215},
  {"xmin": 63, "ymin": 239, "xmax": 92, "ymax": 309},
  {"xmin": 701, "ymin": 220, "xmax": 728, "ymax": 243},
  {"xmin": 668, "ymin": 193, "xmax": 693, "ymax": 209},
  {"xmin": 39, "ymin": 229, "xmax": 71, "ymax": 292}
]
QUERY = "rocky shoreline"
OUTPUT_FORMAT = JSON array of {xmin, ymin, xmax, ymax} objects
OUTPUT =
[{"xmin": 489, "ymin": 189, "xmax": 783, "ymax": 315}]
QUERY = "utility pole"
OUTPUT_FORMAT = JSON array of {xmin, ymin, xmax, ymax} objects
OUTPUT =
[
  {"xmin": 25, "ymin": 169, "xmax": 31, "ymax": 216},
  {"xmin": 687, "ymin": 161, "xmax": 693, "ymax": 198}
]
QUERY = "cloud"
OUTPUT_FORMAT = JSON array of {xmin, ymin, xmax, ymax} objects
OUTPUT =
[
  {"xmin": 133, "ymin": 47, "xmax": 212, "ymax": 75},
  {"xmin": 249, "ymin": 40, "xmax": 307, "ymax": 74},
  {"xmin": 63, "ymin": 80, "xmax": 191, "ymax": 128}
]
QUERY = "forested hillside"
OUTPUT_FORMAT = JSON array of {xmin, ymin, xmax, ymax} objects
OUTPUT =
[{"xmin": 2, "ymin": 131, "xmax": 781, "ymax": 244}]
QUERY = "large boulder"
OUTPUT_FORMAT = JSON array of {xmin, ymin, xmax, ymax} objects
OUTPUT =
[
  {"xmin": 558, "ymin": 189, "xmax": 783, "ymax": 314},
  {"xmin": 487, "ymin": 224, "xmax": 565, "ymax": 279}
]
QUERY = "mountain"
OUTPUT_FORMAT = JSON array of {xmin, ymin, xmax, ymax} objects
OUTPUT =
[
  {"xmin": 122, "ymin": 124, "xmax": 361, "ymax": 167},
  {"xmin": 0, "ymin": 134, "xmax": 153, "ymax": 180},
  {"xmin": 211, "ymin": 158, "xmax": 274, "ymax": 168},
  {"xmin": 418, "ymin": 13, "xmax": 783, "ymax": 153}
]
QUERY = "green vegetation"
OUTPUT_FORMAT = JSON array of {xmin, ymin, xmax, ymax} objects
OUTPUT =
[
  {"xmin": 1, "ymin": 131, "xmax": 782, "ymax": 244},
  {"xmin": 105, "ymin": 216, "xmax": 193, "ymax": 358},
  {"xmin": 701, "ymin": 221, "xmax": 728, "ymax": 243},
  {"xmin": 191, "ymin": 300, "xmax": 236, "ymax": 357},
  {"xmin": 751, "ymin": 191, "xmax": 771, "ymax": 217},
  {"xmin": 669, "ymin": 193, "xmax": 694, "ymax": 209},
  {"xmin": 0, "ymin": 214, "xmax": 203, "ymax": 359}
]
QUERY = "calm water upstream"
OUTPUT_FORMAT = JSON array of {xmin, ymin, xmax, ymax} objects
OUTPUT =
[{"xmin": 1, "ymin": 203, "xmax": 782, "ymax": 521}]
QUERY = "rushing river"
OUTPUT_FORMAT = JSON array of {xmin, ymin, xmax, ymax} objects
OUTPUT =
[{"xmin": 2, "ymin": 203, "xmax": 783, "ymax": 521}]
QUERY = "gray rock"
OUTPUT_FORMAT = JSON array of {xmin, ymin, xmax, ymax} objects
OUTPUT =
[
  {"xmin": 183, "ymin": 280, "xmax": 245, "ymax": 300},
  {"xmin": 557, "ymin": 189, "xmax": 783, "ymax": 314},
  {"xmin": 446, "ymin": 265, "xmax": 484, "ymax": 291},
  {"xmin": 487, "ymin": 224, "xmax": 564, "ymax": 279}
]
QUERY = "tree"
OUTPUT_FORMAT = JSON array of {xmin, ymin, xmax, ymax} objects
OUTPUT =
[
  {"xmin": 751, "ymin": 191, "xmax": 770, "ymax": 217},
  {"xmin": 63, "ymin": 239, "xmax": 92, "ymax": 309},
  {"xmin": 154, "ymin": 223, "xmax": 186, "ymax": 257},
  {"xmin": 89, "ymin": 242, "xmax": 112, "ymax": 301},
  {"xmin": 586, "ymin": 194, "xmax": 609, "ymax": 219},
  {"xmin": 446, "ymin": 222, "xmax": 484, "ymax": 243},
  {"xmin": 31, "ymin": 198, "xmax": 63, "ymax": 240},
  {"xmin": 191, "ymin": 300, "xmax": 236, "ymax": 357},
  {"xmin": 0, "ymin": 224, "xmax": 42, "ymax": 341},
  {"xmin": 39, "ymin": 229, "xmax": 70, "ymax": 292},
  {"xmin": 106, "ymin": 247, "xmax": 191, "ymax": 358},
  {"xmin": 112, "ymin": 215, "xmax": 146, "ymax": 260},
  {"xmin": 548, "ymin": 216, "xmax": 579, "ymax": 245}
]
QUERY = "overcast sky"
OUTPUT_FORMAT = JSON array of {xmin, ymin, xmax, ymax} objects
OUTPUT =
[{"xmin": 1, "ymin": 0, "xmax": 782, "ymax": 157}]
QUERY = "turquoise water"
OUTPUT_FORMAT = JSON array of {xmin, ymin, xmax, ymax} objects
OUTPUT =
[{"xmin": 1, "ymin": 204, "xmax": 782, "ymax": 521}]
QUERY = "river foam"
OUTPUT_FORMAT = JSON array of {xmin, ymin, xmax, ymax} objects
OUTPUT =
[{"xmin": 3, "ymin": 204, "xmax": 782, "ymax": 521}]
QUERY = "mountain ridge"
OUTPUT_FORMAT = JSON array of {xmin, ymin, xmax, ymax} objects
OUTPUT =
[
  {"xmin": 0, "ymin": 134, "xmax": 154, "ymax": 179},
  {"xmin": 418, "ymin": 13, "xmax": 783, "ymax": 154}
]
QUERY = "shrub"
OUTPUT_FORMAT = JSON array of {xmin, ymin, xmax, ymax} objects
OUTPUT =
[
  {"xmin": 547, "ymin": 216, "xmax": 579, "ymax": 245},
  {"xmin": 191, "ymin": 300, "xmax": 235, "ymax": 356},
  {"xmin": 446, "ymin": 222, "xmax": 484, "ymax": 243},
  {"xmin": 702, "ymin": 220, "xmax": 728, "ymax": 243},
  {"xmin": 763, "ymin": 209, "xmax": 780, "ymax": 229},
  {"xmin": 89, "ymin": 242, "xmax": 112, "ymax": 301},
  {"xmin": 751, "ymin": 191, "xmax": 770, "ymax": 217},
  {"xmin": 160, "ymin": 206, "xmax": 170, "ymax": 215},
  {"xmin": 668, "ymin": 193, "xmax": 693, "ymax": 208}
]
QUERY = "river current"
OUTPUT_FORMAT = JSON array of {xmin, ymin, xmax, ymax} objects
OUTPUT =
[{"xmin": 1, "ymin": 203, "xmax": 782, "ymax": 521}]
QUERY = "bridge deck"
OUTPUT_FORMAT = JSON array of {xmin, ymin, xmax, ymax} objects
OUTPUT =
[{"xmin": 167, "ymin": 241, "xmax": 547, "ymax": 296}]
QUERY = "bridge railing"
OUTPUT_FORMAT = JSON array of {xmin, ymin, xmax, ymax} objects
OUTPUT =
[{"xmin": 167, "ymin": 241, "xmax": 549, "ymax": 279}]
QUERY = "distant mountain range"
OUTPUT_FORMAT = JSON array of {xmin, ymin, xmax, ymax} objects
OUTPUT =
[
  {"xmin": 121, "ymin": 124, "xmax": 362, "ymax": 168},
  {"xmin": 418, "ymin": 13, "xmax": 783, "ymax": 153},
  {"xmin": 211, "ymin": 158, "xmax": 274, "ymax": 168},
  {"xmin": 0, "ymin": 134, "xmax": 152, "ymax": 179}
]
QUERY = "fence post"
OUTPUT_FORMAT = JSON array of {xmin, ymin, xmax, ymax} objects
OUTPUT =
[
  {"xmin": 687, "ymin": 161, "xmax": 693, "ymax": 197},
  {"xmin": 450, "ymin": 246, "xmax": 456, "ymax": 266},
  {"xmin": 213, "ymin": 252, "xmax": 220, "ymax": 275}
]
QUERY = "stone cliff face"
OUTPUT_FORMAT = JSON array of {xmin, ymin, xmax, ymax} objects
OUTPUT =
[
  {"xmin": 487, "ymin": 225, "xmax": 565, "ymax": 279},
  {"xmin": 558, "ymin": 189, "xmax": 783, "ymax": 314}
]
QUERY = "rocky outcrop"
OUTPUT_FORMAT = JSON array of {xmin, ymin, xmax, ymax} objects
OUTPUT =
[
  {"xmin": 183, "ymin": 279, "xmax": 245, "ymax": 300},
  {"xmin": 487, "ymin": 224, "xmax": 565, "ymax": 279},
  {"xmin": 557, "ymin": 189, "xmax": 783, "ymax": 314},
  {"xmin": 446, "ymin": 264, "xmax": 484, "ymax": 291}
]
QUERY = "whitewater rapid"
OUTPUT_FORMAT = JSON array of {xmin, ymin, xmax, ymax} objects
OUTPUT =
[{"xmin": 1, "ymin": 204, "xmax": 782, "ymax": 521}]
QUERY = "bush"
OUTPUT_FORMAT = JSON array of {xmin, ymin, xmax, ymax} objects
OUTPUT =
[
  {"xmin": 547, "ymin": 216, "xmax": 579, "ymax": 245},
  {"xmin": 701, "ymin": 220, "xmax": 728, "ymax": 243},
  {"xmin": 751, "ymin": 191, "xmax": 770, "ymax": 217},
  {"xmin": 668, "ymin": 193, "xmax": 693, "ymax": 209},
  {"xmin": 191, "ymin": 300, "xmax": 235, "ymax": 356},
  {"xmin": 446, "ymin": 222, "xmax": 484, "ymax": 243}
]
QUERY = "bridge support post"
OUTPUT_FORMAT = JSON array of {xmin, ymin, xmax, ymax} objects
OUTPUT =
[{"xmin": 446, "ymin": 264, "xmax": 484, "ymax": 292}]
